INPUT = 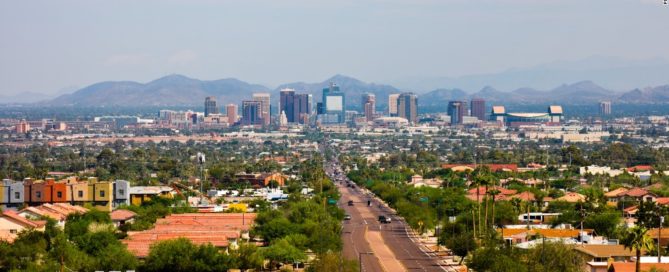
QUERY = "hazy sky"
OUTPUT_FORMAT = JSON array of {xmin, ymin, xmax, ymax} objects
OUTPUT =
[{"xmin": 1, "ymin": 0, "xmax": 668, "ymax": 95}]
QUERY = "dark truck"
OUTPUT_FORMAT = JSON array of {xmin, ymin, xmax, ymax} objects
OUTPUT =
[{"xmin": 347, "ymin": 200, "xmax": 354, "ymax": 206}]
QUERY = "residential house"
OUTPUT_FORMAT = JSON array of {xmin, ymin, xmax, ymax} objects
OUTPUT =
[
  {"xmin": 498, "ymin": 228, "xmax": 593, "ymax": 245},
  {"xmin": 110, "ymin": 209, "xmax": 136, "ymax": 227},
  {"xmin": 621, "ymin": 187, "xmax": 656, "ymax": 203},
  {"xmin": 556, "ymin": 192, "xmax": 587, "ymax": 203},
  {"xmin": 575, "ymin": 244, "xmax": 634, "ymax": 272},
  {"xmin": 466, "ymin": 186, "xmax": 517, "ymax": 202},
  {"xmin": 123, "ymin": 213, "xmax": 254, "ymax": 258},
  {"xmin": 605, "ymin": 187, "xmax": 629, "ymax": 206},
  {"xmin": 442, "ymin": 164, "xmax": 518, "ymax": 172},
  {"xmin": 235, "ymin": 173, "xmax": 287, "ymax": 188},
  {"xmin": 1, "ymin": 179, "xmax": 25, "ymax": 208},
  {"xmin": 608, "ymin": 263, "xmax": 669, "ymax": 272},
  {"xmin": 113, "ymin": 180, "xmax": 130, "ymax": 208},
  {"xmin": 0, "ymin": 210, "xmax": 46, "ymax": 243},
  {"xmin": 129, "ymin": 186, "xmax": 175, "ymax": 206}
]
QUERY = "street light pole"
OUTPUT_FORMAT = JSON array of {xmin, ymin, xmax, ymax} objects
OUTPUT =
[{"xmin": 359, "ymin": 252, "xmax": 373, "ymax": 272}]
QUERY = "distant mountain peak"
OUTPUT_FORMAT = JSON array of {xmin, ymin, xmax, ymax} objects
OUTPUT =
[
  {"xmin": 479, "ymin": 86, "xmax": 499, "ymax": 93},
  {"xmin": 149, "ymin": 74, "xmax": 197, "ymax": 84},
  {"xmin": 326, "ymin": 74, "xmax": 364, "ymax": 85}
]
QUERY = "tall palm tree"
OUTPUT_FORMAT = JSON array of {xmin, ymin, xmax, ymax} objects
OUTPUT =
[
  {"xmin": 475, "ymin": 168, "xmax": 493, "ymax": 235},
  {"xmin": 488, "ymin": 188, "xmax": 501, "ymax": 228},
  {"xmin": 622, "ymin": 226, "xmax": 655, "ymax": 272}
]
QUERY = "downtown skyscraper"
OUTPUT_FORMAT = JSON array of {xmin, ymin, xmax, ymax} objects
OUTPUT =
[
  {"xmin": 470, "ymin": 98, "xmax": 486, "ymax": 121},
  {"xmin": 397, "ymin": 93, "xmax": 417, "ymax": 124},
  {"xmin": 204, "ymin": 96, "xmax": 219, "ymax": 117},
  {"xmin": 226, "ymin": 104, "xmax": 238, "ymax": 125},
  {"xmin": 279, "ymin": 89, "xmax": 296, "ymax": 122},
  {"xmin": 280, "ymin": 89, "xmax": 312, "ymax": 124},
  {"xmin": 252, "ymin": 93, "xmax": 271, "ymax": 126},
  {"xmin": 600, "ymin": 101, "xmax": 612, "ymax": 116},
  {"xmin": 362, "ymin": 93, "xmax": 376, "ymax": 122},
  {"xmin": 320, "ymin": 82, "xmax": 345, "ymax": 124},
  {"xmin": 241, "ymin": 100, "xmax": 263, "ymax": 125},
  {"xmin": 388, "ymin": 94, "xmax": 400, "ymax": 117},
  {"xmin": 448, "ymin": 101, "xmax": 467, "ymax": 125}
]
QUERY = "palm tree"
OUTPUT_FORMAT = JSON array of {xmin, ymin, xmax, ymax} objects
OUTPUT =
[
  {"xmin": 511, "ymin": 198, "xmax": 522, "ymax": 214},
  {"xmin": 621, "ymin": 226, "xmax": 655, "ymax": 272},
  {"xmin": 487, "ymin": 188, "xmax": 501, "ymax": 228},
  {"xmin": 475, "ymin": 168, "xmax": 494, "ymax": 235}
]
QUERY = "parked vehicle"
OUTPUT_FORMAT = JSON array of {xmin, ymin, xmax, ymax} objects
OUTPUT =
[
  {"xmin": 348, "ymin": 200, "xmax": 354, "ymax": 206},
  {"xmin": 344, "ymin": 214, "xmax": 352, "ymax": 220}
]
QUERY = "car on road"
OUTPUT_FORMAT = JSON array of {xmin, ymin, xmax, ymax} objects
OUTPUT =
[
  {"xmin": 344, "ymin": 214, "xmax": 352, "ymax": 220},
  {"xmin": 378, "ymin": 215, "xmax": 391, "ymax": 224},
  {"xmin": 347, "ymin": 200, "xmax": 354, "ymax": 206}
]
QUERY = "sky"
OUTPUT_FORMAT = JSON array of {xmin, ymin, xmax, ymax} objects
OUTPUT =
[{"xmin": 1, "ymin": 0, "xmax": 668, "ymax": 96}]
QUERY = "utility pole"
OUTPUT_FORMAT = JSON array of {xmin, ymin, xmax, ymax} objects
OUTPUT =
[
  {"xmin": 579, "ymin": 204, "xmax": 585, "ymax": 245},
  {"xmin": 660, "ymin": 216, "xmax": 665, "ymax": 263},
  {"xmin": 197, "ymin": 152, "xmax": 206, "ymax": 204}
]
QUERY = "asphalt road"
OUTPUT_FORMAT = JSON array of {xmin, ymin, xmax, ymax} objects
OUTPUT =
[
  {"xmin": 340, "ymin": 185, "xmax": 387, "ymax": 272},
  {"xmin": 331, "ymin": 163, "xmax": 446, "ymax": 272}
]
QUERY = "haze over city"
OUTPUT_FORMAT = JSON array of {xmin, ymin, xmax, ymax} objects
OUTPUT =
[{"xmin": 1, "ymin": 0, "xmax": 669, "ymax": 97}]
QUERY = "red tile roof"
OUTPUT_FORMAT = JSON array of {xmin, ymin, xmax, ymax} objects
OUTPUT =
[
  {"xmin": 609, "ymin": 263, "xmax": 669, "ymax": 272},
  {"xmin": 467, "ymin": 186, "xmax": 517, "ymax": 196},
  {"xmin": 626, "ymin": 165, "xmax": 653, "ymax": 172},
  {"xmin": 656, "ymin": 197, "xmax": 669, "ymax": 206},
  {"xmin": 499, "ymin": 228, "xmax": 592, "ymax": 239},
  {"xmin": 556, "ymin": 192, "xmax": 586, "ymax": 203},
  {"xmin": 111, "ymin": 210, "xmax": 137, "ymax": 221},
  {"xmin": 623, "ymin": 187, "xmax": 653, "ymax": 197},
  {"xmin": 511, "ymin": 191, "xmax": 536, "ymax": 202},
  {"xmin": 122, "ymin": 213, "xmax": 253, "ymax": 257},
  {"xmin": 2, "ymin": 210, "xmax": 46, "ymax": 228},
  {"xmin": 604, "ymin": 187, "xmax": 629, "ymax": 198},
  {"xmin": 20, "ymin": 207, "xmax": 66, "ymax": 221},
  {"xmin": 442, "ymin": 164, "xmax": 518, "ymax": 172}
]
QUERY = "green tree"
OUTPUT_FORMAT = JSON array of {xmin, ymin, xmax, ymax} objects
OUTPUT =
[
  {"xmin": 262, "ymin": 238, "xmax": 307, "ymax": 271},
  {"xmin": 230, "ymin": 242, "xmax": 264, "ymax": 271},
  {"xmin": 621, "ymin": 226, "xmax": 655, "ymax": 272},
  {"xmin": 307, "ymin": 252, "xmax": 358, "ymax": 272},
  {"xmin": 142, "ymin": 238, "xmax": 233, "ymax": 272},
  {"xmin": 584, "ymin": 212, "xmax": 622, "ymax": 238},
  {"xmin": 525, "ymin": 241, "xmax": 585, "ymax": 272},
  {"xmin": 448, "ymin": 231, "xmax": 477, "ymax": 265}
]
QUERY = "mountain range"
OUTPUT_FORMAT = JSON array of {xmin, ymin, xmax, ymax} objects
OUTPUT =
[
  {"xmin": 11, "ymin": 74, "xmax": 669, "ymax": 109},
  {"xmin": 391, "ymin": 56, "xmax": 669, "ymax": 92}
]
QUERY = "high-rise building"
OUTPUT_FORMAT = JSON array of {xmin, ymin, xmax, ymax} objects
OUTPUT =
[
  {"xmin": 252, "ymin": 93, "xmax": 271, "ymax": 125},
  {"xmin": 388, "ymin": 94, "xmax": 400, "ymax": 116},
  {"xmin": 471, "ymin": 98, "xmax": 486, "ymax": 121},
  {"xmin": 226, "ymin": 104, "xmax": 238, "ymax": 125},
  {"xmin": 362, "ymin": 93, "xmax": 376, "ymax": 121},
  {"xmin": 294, "ymin": 93, "xmax": 312, "ymax": 124},
  {"xmin": 600, "ymin": 101, "xmax": 612, "ymax": 116},
  {"xmin": 204, "ymin": 97, "xmax": 219, "ymax": 117},
  {"xmin": 397, "ymin": 93, "xmax": 418, "ymax": 124},
  {"xmin": 448, "ymin": 101, "xmax": 467, "ymax": 125},
  {"xmin": 321, "ymin": 82, "xmax": 345, "ymax": 123},
  {"xmin": 241, "ymin": 100, "xmax": 263, "ymax": 125},
  {"xmin": 279, "ymin": 89, "xmax": 296, "ymax": 123},
  {"xmin": 15, "ymin": 120, "xmax": 30, "ymax": 134}
]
